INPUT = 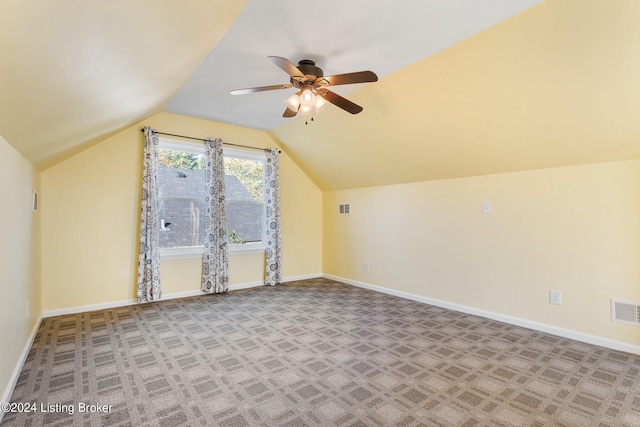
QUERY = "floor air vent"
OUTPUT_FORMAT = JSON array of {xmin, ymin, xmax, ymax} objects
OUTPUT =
[{"xmin": 611, "ymin": 299, "xmax": 640, "ymax": 326}]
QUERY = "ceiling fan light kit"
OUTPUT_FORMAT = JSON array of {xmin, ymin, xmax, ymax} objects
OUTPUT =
[
  {"xmin": 286, "ymin": 88, "xmax": 328, "ymax": 116},
  {"xmin": 231, "ymin": 56, "xmax": 378, "ymax": 119}
]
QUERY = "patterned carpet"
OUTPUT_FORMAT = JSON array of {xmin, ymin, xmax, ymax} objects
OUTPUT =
[{"xmin": 3, "ymin": 278, "xmax": 640, "ymax": 426}]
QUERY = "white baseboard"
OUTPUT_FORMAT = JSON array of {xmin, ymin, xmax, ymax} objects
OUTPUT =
[
  {"xmin": 0, "ymin": 315, "xmax": 42, "ymax": 424},
  {"xmin": 42, "ymin": 298, "xmax": 139, "ymax": 318},
  {"xmin": 41, "ymin": 274, "xmax": 323, "ymax": 318},
  {"xmin": 323, "ymin": 273, "xmax": 640, "ymax": 356},
  {"xmin": 282, "ymin": 273, "xmax": 323, "ymax": 283},
  {"xmin": 229, "ymin": 281, "xmax": 264, "ymax": 291}
]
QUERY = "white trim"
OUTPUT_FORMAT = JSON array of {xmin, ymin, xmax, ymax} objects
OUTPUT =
[
  {"xmin": 160, "ymin": 244, "xmax": 265, "ymax": 260},
  {"xmin": 223, "ymin": 146, "xmax": 266, "ymax": 161},
  {"xmin": 158, "ymin": 138, "xmax": 267, "ymax": 160},
  {"xmin": 159, "ymin": 137, "xmax": 204, "ymax": 154},
  {"xmin": 160, "ymin": 246, "xmax": 203, "ymax": 260},
  {"xmin": 229, "ymin": 280, "xmax": 264, "ymax": 291},
  {"xmin": 230, "ymin": 244, "xmax": 266, "ymax": 255},
  {"xmin": 282, "ymin": 273, "xmax": 323, "ymax": 283},
  {"xmin": 43, "ymin": 298, "xmax": 138, "ymax": 318},
  {"xmin": 156, "ymin": 137, "xmax": 268, "ymax": 259},
  {"xmin": 1, "ymin": 316, "xmax": 42, "ymax": 424},
  {"xmin": 163, "ymin": 281, "xmax": 266, "ymax": 293},
  {"xmin": 41, "ymin": 274, "xmax": 321, "ymax": 318},
  {"xmin": 323, "ymin": 274, "xmax": 640, "ymax": 356}
]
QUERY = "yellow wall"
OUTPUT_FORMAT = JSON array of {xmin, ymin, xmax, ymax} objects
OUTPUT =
[
  {"xmin": 0, "ymin": 135, "xmax": 41, "ymax": 401},
  {"xmin": 323, "ymin": 160, "xmax": 640, "ymax": 346},
  {"xmin": 34, "ymin": 106, "xmax": 640, "ymax": 349},
  {"xmin": 269, "ymin": 0, "xmax": 640, "ymax": 192},
  {"xmin": 41, "ymin": 112, "xmax": 322, "ymax": 312}
]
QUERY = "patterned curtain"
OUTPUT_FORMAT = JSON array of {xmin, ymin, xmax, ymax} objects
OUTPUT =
[
  {"xmin": 264, "ymin": 148, "xmax": 282, "ymax": 286},
  {"xmin": 137, "ymin": 127, "xmax": 162, "ymax": 303},
  {"xmin": 201, "ymin": 138, "xmax": 230, "ymax": 294}
]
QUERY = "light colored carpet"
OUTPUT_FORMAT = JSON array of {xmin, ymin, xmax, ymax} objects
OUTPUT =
[{"xmin": 3, "ymin": 278, "xmax": 640, "ymax": 426}]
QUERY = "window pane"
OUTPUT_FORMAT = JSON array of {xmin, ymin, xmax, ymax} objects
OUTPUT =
[
  {"xmin": 159, "ymin": 198, "xmax": 205, "ymax": 248},
  {"xmin": 159, "ymin": 149, "xmax": 204, "ymax": 171},
  {"xmin": 224, "ymin": 157, "xmax": 263, "ymax": 244},
  {"xmin": 157, "ymin": 147, "xmax": 264, "ymax": 249},
  {"xmin": 158, "ymin": 151, "xmax": 206, "ymax": 248}
]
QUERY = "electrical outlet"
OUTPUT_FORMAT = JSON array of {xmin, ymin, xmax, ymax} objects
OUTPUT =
[
  {"xmin": 364, "ymin": 261, "xmax": 369, "ymax": 271},
  {"xmin": 550, "ymin": 290, "xmax": 562, "ymax": 305},
  {"xmin": 482, "ymin": 201, "xmax": 492, "ymax": 214}
]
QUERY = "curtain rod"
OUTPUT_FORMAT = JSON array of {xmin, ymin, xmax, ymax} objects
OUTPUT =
[{"xmin": 141, "ymin": 129, "xmax": 281, "ymax": 153}]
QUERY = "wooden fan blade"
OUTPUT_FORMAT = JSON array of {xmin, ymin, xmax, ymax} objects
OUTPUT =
[
  {"xmin": 268, "ymin": 56, "xmax": 306, "ymax": 78},
  {"xmin": 320, "ymin": 90, "xmax": 363, "ymax": 114},
  {"xmin": 323, "ymin": 70, "xmax": 378, "ymax": 86},
  {"xmin": 283, "ymin": 106, "xmax": 298, "ymax": 118},
  {"xmin": 230, "ymin": 84, "xmax": 292, "ymax": 95}
]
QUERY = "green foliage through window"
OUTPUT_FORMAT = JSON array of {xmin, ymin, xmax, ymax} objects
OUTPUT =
[
  {"xmin": 158, "ymin": 146, "xmax": 264, "ymax": 248},
  {"xmin": 159, "ymin": 150, "xmax": 204, "ymax": 171},
  {"xmin": 224, "ymin": 158, "xmax": 263, "ymax": 201},
  {"xmin": 228, "ymin": 230, "xmax": 246, "ymax": 244}
]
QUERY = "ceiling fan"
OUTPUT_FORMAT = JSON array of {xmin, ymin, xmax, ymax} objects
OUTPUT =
[{"xmin": 230, "ymin": 56, "xmax": 378, "ymax": 118}]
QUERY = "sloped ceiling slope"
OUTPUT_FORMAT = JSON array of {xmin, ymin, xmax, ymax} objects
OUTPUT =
[
  {"xmin": 0, "ymin": 0, "xmax": 247, "ymax": 169},
  {"xmin": 3, "ymin": 0, "xmax": 639, "ymax": 189},
  {"xmin": 268, "ymin": 0, "xmax": 640, "ymax": 190},
  {"xmin": 167, "ymin": 0, "xmax": 541, "ymax": 131}
]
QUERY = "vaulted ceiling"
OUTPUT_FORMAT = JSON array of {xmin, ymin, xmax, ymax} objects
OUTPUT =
[{"xmin": 2, "ymin": 0, "xmax": 640, "ymax": 190}]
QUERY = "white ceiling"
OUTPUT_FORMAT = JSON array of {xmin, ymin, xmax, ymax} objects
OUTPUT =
[
  {"xmin": 167, "ymin": 0, "xmax": 542, "ymax": 130},
  {"xmin": 6, "ymin": 0, "xmax": 640, "ymax": 191}
]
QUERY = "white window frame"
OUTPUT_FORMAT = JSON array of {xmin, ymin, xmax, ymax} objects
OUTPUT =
[{"xmin": 157, "ymin": 137, "xmax": 266, "ymax": 260}]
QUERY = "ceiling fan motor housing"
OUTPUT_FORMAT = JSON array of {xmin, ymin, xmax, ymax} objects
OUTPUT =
[{"xmin": 296, "ymin": 59, "xmax": 324, "ymax": 82}]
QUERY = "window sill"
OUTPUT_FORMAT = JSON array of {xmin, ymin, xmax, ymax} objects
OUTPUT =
[
  {"xmin": 160, "ymin": 244, "xmax": 265, "ymax": 260},
  {"xmin": 230, "ymin": 243, "xmax": 266, "ymax": 255}
]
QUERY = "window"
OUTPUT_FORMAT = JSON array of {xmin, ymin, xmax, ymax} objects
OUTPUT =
[{"xmin": 157, "ymin": 138, "xmax": 265, "ymax": 259}]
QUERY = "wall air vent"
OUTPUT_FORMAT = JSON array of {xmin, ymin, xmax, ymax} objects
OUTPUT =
[
  {"xmin": 611, "ymin": 299, "xmax": 640, "ymax": 326},
  {"xmin": 339, "ymin": 203, "xmax": 351, "ymax": 215}
]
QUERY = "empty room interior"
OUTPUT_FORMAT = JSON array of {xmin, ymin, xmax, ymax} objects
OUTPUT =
[{"xmin": 1, "ymin": 0, "xmax": 640, "ymax": 425}]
